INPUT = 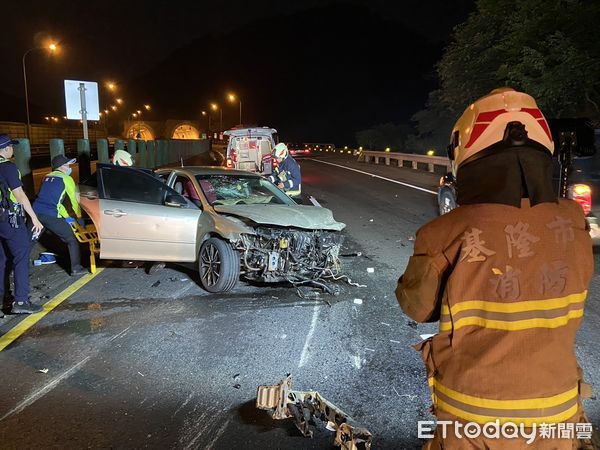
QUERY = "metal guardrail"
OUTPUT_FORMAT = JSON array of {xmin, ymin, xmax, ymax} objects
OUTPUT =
[{"xmin": 357, "ymin": 150, "xmax": 451, "ymax": 173}]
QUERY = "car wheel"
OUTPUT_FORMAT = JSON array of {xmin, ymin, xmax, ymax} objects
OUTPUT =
[
  {"xmin": 198, "ymin": 238, "xmax": 240, "ymax": 293},
  {"xmin": 438, "ymin": 188, "xmax": 457, "ymax": 215}
]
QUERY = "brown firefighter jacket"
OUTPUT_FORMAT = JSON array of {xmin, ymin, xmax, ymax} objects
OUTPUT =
[{"xmin": 396, "ymin": 198, "xmax": 593, "ymax": 426}]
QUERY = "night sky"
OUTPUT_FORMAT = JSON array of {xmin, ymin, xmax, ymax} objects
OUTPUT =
[{"xmin": 1, "ymin": 0, "xmax": 474, "ymax": 144}]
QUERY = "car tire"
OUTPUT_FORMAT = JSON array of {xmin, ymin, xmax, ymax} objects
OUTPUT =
[
  {"xmin": 438, "ymin": 188, "xmax": 457, "ymax": 215},
  {"xmin": 198, "ymin": 238, "xmax": 240, "ymax": 293}
]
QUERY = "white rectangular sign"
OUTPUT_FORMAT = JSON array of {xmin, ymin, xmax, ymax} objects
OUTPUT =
[{"xmin": 64, "ymin": 80, "xmax": 100, "ymax": 121}]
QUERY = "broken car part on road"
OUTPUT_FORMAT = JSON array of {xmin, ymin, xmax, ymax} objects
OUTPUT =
[{"xmin": 256, "ymin": 375, "xmax": 372, "ymax": 450}]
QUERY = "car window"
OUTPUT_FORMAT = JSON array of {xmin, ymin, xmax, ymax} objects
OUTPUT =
[
  {"xmin": 100, "ymin": 166, "xmax": 180, "ymax": 205},
  {"xmin": 196, "ymin": 174, "xmax": 295, "ymax": 206},
  {"xmin": 172, "ymin": 174, "xmax": 203, "ymax": 209}
]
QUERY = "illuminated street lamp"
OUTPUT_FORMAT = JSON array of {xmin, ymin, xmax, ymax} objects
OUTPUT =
[
  {"xmin": 144, "ymin": 104, "xmax": 151, "ymax": 111},
  {"xmin": 201, "ymin": 110, "xmax": 210, "ymax": 131},
  {"xmin": 22, "ymin": 41, "xmax": 58, "ymax": 138},
  {"xmin": 116, "ymin": 98, "xmax": 123, "ymax": 105},
  {"xmin": 211, "ymin": 103, "xmax": 223, "ymax": 132},
  {"xmin": 227, "ymin": 92, "xmax": 242, "ymax": 125},
  {"xmin": 111, "ymin": 105, "xmax": 117, "ymax": 111},
  {"xmin": 107, "ymin": 81, "xmax": 116, "ymax": 91}
]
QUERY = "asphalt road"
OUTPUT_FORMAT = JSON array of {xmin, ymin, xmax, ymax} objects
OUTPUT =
[{"xmin": 0, "ymin": 155, "xmax": 598, "ymax": 449}]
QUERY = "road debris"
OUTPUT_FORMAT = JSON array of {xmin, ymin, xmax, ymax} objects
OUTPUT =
[
  {"xmin": 364, "ymin": 348, "xmax": 375, "ymax": 352},
  {"xmin": 233, "ymin": 373, "xmax": 240, "ymax": 380},
  {"xmin": 151, "ymin": 281, "xmax": 161, "ymax": 288},
  {"xmin": 369, "ymin": 219, "xmax": 374, "ymax": 222},
  {"xmin": 366, "ymin": 268, "xmax": 375, "ymax": 273},
  {"xmin": 353, "ymin": 299, "xmax": 363, "ymax": 305},
  {"xmin": 138, "ymin": 371, "xmax": 145, "ymax": 377},
  {"xmin": 233, "ymin": 383, "xmax": 241, "ymax": 389},
  {"xmin": 256, "ymin": 375, "xmax": 372, "ymax": 450},
  {"xmin": 390, "ymin": 339, "xmax": 401, "ymax": 344},
  {"xmin": 341, "ymin": 252, "xmax": 362, "ymax": 257},
  {"xmin": 37, "ymin": 368, "xmax": 49, "ymax": 374},
  {"xmin": 408, "ymin": 236, "xmax": 415, "ymax": 241}
]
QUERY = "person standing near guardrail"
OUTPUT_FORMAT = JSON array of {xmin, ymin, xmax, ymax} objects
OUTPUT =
[
  {"xmin": 396, "ymin": 88, "xmax": 595, "ymax": 449},
  {"xmin": 0, "ymin": 134, "xmax": 44, "ymax": 315},
  {"xmin": 33, "ymin": 155, "xmax": 87, "ymax": 276}
]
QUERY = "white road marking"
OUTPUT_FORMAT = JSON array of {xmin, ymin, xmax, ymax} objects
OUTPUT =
[
  {"xmin": 298, "ymin": 304, "xmax": 320, "ymax": 367},
  {"xmin": 109, "ymin": 325, "xmax": 133, "ymax": 342},
  {"xmin": 0, "ymin": 356, "xmax": 91, "ymax": 421},
  {"xmin": 307, "ymin": 159, "xmax": 437, "ymax": 195}
]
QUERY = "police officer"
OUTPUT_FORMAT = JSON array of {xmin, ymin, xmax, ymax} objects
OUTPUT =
[
  {"xmin": 33, "ymin": 155, "xmax": 86, "ymax": 276},
  {"xmin": 396, "ymin": 88, "xmax": 594, "ymax": 449},
  {"xmin": 0, "ymin": 134, "xmax": 44, "ymax": 315},
  {"xmin": 268, "ymin": 143, "xmax": 301, "ymax": 198}
]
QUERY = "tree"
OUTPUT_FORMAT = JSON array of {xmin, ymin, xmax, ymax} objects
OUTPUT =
[
  {"xmin": 437, "ymin": 0, "xmax": 600, "ymax": 118},
  {"xmin": 355, "ymin": 123, "xmax": 413, "ymax": 150},
  {"xmin": 406, "ymin": 0, "xmax": 600, "ymax": 154}
]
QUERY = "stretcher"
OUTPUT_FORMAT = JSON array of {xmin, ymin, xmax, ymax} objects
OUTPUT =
[{"xmin": 68, "ymin": 221, "xmax": 100, "ymax": 274}]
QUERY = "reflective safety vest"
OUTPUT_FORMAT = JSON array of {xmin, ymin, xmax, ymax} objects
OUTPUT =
[
  {"xmin": 0, "ymin": 157, "xmax": 19, "ymax": 205},
  {"xmin": 33, "ymin": 170, "xmax": 81, "ymax": 219},
  {"xmin": 397, "ymin": 198, "xmax": 594, "ymax": 427}
]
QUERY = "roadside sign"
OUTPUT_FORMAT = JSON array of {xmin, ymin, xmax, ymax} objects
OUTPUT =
[
  {"xmin": 64, "ymin": 80, "xmax": 100, "ymax": 140},
  {"xmin": 64, "ymin": 80, "xmax": 100, "ymax": 120}
]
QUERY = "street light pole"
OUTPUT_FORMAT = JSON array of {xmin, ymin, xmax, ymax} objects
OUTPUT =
[
  {"xmin": 22, "ymin": 43, "xmax": 57, "ymax": 139},
  {"xmin": 239, "ymin": 100, "xmax": 242, "ymax": 125}
]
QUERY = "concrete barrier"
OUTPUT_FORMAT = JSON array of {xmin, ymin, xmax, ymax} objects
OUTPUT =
[{"xmin": 357, "ymin": 150, "xmax": 451, "ymax": 173}]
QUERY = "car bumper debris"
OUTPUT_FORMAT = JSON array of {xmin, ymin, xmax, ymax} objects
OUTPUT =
[{"xmin": 256, "ymin": 375, "xmax": 372, "ymax": 450}]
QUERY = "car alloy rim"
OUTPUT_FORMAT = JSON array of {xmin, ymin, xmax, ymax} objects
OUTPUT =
[{"xmin": 200, "ymin": 243, "xmax": 221, "ymax": 286}]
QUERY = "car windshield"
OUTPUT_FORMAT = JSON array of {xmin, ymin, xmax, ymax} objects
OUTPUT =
[{"xmin": 195, "ymin": 174, "xmax": 295, "ymax": 206}]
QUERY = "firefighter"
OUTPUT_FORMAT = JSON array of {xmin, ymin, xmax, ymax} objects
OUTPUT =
[
  {"xmin": 33, "ymin": 155, "xmax": 87, "ymax": 276},
  {"xmin": 112, "ymin": 149, "xmax": 133, "ymax": 166},
  {"xmin": 268, "ymin": 143, "xmax": 301, "ymax": 198},
  {"xmin": 396, "ymin": 88, "xmax": 595, "ymax": 449},
  {"xmin": 0, "ymin": 134, "xmax": 44, "ymax": 314}
]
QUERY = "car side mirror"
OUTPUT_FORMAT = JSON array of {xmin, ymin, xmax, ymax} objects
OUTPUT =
[{"xmin": 165, "ymin": 194, "xmax": 187, "ymax": 207}]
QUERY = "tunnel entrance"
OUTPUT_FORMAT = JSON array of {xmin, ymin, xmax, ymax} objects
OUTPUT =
[
  {"xmin": 126, "ymin": 122, "xmax": 155, "ymax": 140},
  {"xmin": 172, "ymin": 124, "xmax": 199, "ymax": 139}
]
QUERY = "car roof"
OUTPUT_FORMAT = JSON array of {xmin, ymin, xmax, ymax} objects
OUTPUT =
[
  {"xmin": 224, "ymin": 127, "xmax": 277, "ymax": 137},
  {"xmin": 157, "ymin": 166, "xmax": 262, "ymax": 177}
]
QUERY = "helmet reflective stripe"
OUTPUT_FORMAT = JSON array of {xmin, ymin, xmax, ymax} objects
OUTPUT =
[
  {"xmin": 273, "ymin": 143, "xmax": 288, "ymax": 159},
  {"xmin": 112, "ymin": 149, "xmax": 133, "ymax": 166},
  {"xmin": 450, "ymin": 88, "xmax": 554, "ymax": 175}
]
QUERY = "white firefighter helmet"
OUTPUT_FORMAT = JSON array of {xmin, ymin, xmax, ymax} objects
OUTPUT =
[
  {"xmin": 449, "ymin": 87, "xmax": 554, "ymax": 175},
  {"xmin": 273, "ymin": 142, "xmax": 289, "ymax": 159},
  {"xmin": 112, "ymin": 149, "xmax": 133, "ymax": 166}
]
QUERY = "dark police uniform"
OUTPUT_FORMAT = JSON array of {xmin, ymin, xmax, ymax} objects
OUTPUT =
[
  {"xmin": 33, "ymin": 163, "xmax": 84, "ymax": 275},
  {"xmin": 0, "ymin": 157, "xmax": 32, "ymax": 305}
]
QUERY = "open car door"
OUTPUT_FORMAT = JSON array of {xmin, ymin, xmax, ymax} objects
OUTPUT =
[{"xmin": 95, "ymin": 164, "xmax": 201, "ymax": 262}]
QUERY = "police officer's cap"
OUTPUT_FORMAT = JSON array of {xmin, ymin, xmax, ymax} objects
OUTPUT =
[
  {"xmin": 52, "ymin": 155, "xmax": 76, "ymax": 169},
  {"xmin": 0, "ymin": 134, "xmax": 18, "ymax": 150}
]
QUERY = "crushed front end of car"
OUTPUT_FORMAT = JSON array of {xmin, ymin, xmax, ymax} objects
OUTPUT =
[{"xmin": 236, "ymin": 226, "xmax": 344, "ymax": 287}]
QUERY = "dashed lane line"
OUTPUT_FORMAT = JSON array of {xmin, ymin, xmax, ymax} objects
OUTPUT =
[
  {"xmin": 306, "ymin": 158, "xmax": 438, "ymax": 195},
  {"xmin": 0, "ymin": 268, "xmax": 105, "ymax": 352}
]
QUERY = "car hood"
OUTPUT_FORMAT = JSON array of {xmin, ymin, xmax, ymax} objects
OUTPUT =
[{"xmin": 214, "ymin": 204, "xmax": 346, "ymax": 231}]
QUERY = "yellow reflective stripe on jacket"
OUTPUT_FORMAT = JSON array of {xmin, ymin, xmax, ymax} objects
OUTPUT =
[
  {"xmin": 440, "ymin": 291, "xmax": 587, "ymax": 332},
  {"xmin": 429, "ymin": 377, "xmax": 579, "ymax": 426}
]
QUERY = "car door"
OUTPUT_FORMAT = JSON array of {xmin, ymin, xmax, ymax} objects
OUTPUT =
[{"xmin": 96, "ymin": 164, "xmax": 201, "ymax": 262}]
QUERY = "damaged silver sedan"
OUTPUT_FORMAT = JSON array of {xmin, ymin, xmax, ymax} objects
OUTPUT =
[{"xmin": 79, "ymin": 164, "xmax": 345, "ymax": 293}]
